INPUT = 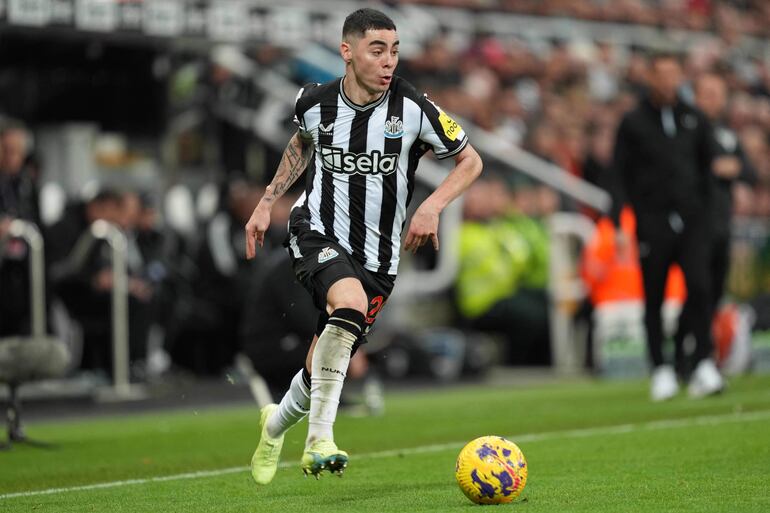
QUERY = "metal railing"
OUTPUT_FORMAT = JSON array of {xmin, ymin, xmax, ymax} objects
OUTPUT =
[
  {"xmin": 458, "ymin": 121, "xmax": 612, "ymax": 213},
  {"xmin": 547, "ymin": 213, "xmax": 597, "ymax": 373}
]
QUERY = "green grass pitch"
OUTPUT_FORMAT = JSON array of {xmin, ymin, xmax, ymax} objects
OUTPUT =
[{"xmin": 1, "ymin": 374, "xmax": 769, "ymax": 512}]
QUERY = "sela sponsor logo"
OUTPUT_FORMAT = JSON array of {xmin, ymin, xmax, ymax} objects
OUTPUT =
[
  {"xmin": 318, "ymin": 246, "xmax": 338, "ymax": 263},
  {"xmin": 384, "ymin": 116, "xmax": 404, "ymax": 138},
  {"xmin": 320, "ymin": 145, "xmax": 399, "ymax": 176},
  {"xmin": 321, "ymin": 366, "xmax": 346, "ymax": 377},
  {"xmin": 318, "ymin": 122, "xmax": 334, "ymax": 136}
]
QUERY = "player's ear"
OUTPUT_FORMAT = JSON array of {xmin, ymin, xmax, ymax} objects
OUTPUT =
[{"xmin": 340, "ymin": 40, "xmax": 352, "ymax": 64}]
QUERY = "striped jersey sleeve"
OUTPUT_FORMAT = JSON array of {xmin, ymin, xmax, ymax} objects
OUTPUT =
[
  {"xmin": 418, "ymin": 95, "xmax": 469, "ymax": 159},
  {"xmin": 293, "ymin": 83, "xmax": 320, "ymax": 137}
]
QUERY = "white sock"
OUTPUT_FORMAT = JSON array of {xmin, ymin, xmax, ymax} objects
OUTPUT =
[
  {"xmin": 265, "ymin": 369, "xmax": 310, "ymax": 439},
  {"xmin": 306, "ymin": 324, "xmax": 356, "ymax": 446}
]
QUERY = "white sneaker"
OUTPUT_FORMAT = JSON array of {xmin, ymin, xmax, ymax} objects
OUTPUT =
[
  {"xmin": 650, "ymin": 365, "xmax": 679, "ymax": 402},
  {"xmin": 688, "ymin": 358, "xmax": 724, "ymax": 398}
]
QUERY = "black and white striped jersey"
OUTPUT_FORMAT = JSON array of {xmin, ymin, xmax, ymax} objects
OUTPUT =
[{"xmin": 289, "ymin": 76, "xmax": 469, "ymax": 276}]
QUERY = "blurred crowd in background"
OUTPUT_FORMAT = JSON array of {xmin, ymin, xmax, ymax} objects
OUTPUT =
[
  {"xmin": 402, "ymin": 22, "xmax": 770, "ymax": 221},
  {"xmin": 403, "ymin": 0, "xmax": 770, "ymax": 35},
  {"xmin": 2, "ymin": 0, "xmax": 770, "ymax": 391}
]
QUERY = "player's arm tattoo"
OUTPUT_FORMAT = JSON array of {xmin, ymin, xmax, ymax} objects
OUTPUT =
[{"xmin": 262, "ymin": 132, "xmax": 314, "ymax": 205}]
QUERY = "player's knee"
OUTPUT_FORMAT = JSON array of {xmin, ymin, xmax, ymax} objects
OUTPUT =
[
  {"xmin": 329, "ymin": 293, "xmax": 368, "ymax": 317},
  {"xmin": 327, "ymin": 278, "xmax": 368, "ymax": 315}
]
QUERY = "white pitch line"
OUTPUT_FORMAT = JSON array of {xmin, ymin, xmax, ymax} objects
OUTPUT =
[{"xmin": 2, "ymin": 408, "xmax": 769, "ymax": 501}]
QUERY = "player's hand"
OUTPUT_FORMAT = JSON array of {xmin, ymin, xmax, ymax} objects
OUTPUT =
[
  {"xmin": 404, "ymin": 204, "xmax": 440, "ymax": 254},
  {"xmin": 245, "ymin": 203, "xmax": 271, "ymax": 259}
]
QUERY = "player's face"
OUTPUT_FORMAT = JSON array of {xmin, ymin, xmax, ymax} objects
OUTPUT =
[{"xmin": 342, "ymin": 29, "xmax": 399, "ymax": 94}]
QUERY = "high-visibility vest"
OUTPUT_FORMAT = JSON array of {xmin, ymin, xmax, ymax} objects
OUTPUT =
[{"xmin": 581, "ymin": 207, "xmax": 686, "ymax": 305}]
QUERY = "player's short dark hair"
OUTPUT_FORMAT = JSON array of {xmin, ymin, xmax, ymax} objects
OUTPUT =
[{"xmin": 342, "ymin": 8, "xmax": 396, "ymax": 40}]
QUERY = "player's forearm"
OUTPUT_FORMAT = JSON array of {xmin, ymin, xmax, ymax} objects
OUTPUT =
[
  {"xmin": 423, "ymin": 146, "xmax": 483, "ymax": 213},
  {"xmin": 258, "ymin": 132, "xmax": 313, "ymax": 210}
]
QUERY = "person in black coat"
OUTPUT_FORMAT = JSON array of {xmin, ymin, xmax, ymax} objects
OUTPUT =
[
  {"xmin": 0, "ymin": 124, "xmax": 40, "ymax": 336},
  {"xmin": 611, "ymin": 53, "xmax": 738, "ymax": 401},
  {"xmin": 46, "ymin": 191, "xmax": 124, "ymax": 373},
  {"xmin": 673, "ymin": 72, "xmax": 757, "ymax": 376}
]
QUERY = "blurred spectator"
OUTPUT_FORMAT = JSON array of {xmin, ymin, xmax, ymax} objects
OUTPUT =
[
  {"xmin": 0, "ymin": 124, "xmax": 38, "ymax": 225},
  {"xmin": 117, "ymin": 191, "xmax": 155, "ymax": 369},
  {"xmin": 587, "ymin": 42, "xmax": 620, "ymax": 102},
  {"xmin": 167, "ymin": 180, "xmax": 263, "ymax": 375},
  {"xmin": 206, "ymin": 46, "xmax": 262, "ymax": 179},
  {"xmin": 135, "ymin": 194, "xmax": 169, "ymax": 281},
  {"xmin": 455, "ymin": 177, "xmax": 551, "ymax": 365},
  {"xmin": 239, "ymin": 248, "xmax": 316, "ymax": 388},
  {"xmin": 47, "ymin": 190, "xmax": 122, "ymax": 374},
  {"xmin": 673, "ymin": 72, "xmax": 757, "ymax": 376},
  {"xmin": 0, "ymin": 123, "xmax": 39, "ymax": 337},
  {"xmin": 134, "ymin": 193, "xmax": 187, "ymax": 377},
  {"xmin": 582, "ymin": 122, "xmax": 618, "ymax": 206},
  {"xmin": 46, "ymin": 189, "xmax": 157, "ymax": 377}
]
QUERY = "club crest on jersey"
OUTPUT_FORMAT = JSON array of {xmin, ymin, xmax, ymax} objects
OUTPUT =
[
  {"xmin": 318, "ymin": 247, "xmax": 338, "ymax": 264},
  {"xmin": 320, "ymin": 145, "xmax": 399, "ymax": 176},
  {"xmin": 384, "ymin": 116, "xmax": 404, "ymax": 138}
]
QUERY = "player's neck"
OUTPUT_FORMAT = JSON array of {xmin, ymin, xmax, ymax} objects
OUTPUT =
[{"xmin": 342, "ymin": 75, "xmax": 385, "ymax": 106}]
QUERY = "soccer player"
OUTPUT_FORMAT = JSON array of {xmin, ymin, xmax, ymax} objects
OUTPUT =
[{"xmin": 245, "ymin": 8, "xmax": 483, "ymax": 483}]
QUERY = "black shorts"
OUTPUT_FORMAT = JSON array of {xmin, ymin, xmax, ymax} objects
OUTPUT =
[{"xmin": 284, "ymin": 224, "xmax": 395, "ymax": 335}]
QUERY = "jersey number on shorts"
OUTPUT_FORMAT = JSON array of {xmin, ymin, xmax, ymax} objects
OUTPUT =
[{"xmin": 366, "ymin": 296, "xmax": 386, "ymax": 325}]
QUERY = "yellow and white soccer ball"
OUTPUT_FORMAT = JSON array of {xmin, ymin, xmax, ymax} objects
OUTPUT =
[{"xmin": 455, "ymin": 436, "xmax": 527, "ymax": 505}]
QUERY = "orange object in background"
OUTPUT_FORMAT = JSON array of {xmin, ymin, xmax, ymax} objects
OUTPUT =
[
  {"xmin": 712, "ymin": 304, "xmax": 738, "ymax": 366},
  {"xmin": 581, "ymin": 207, "xmax": 686, "ymax": 306}
]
